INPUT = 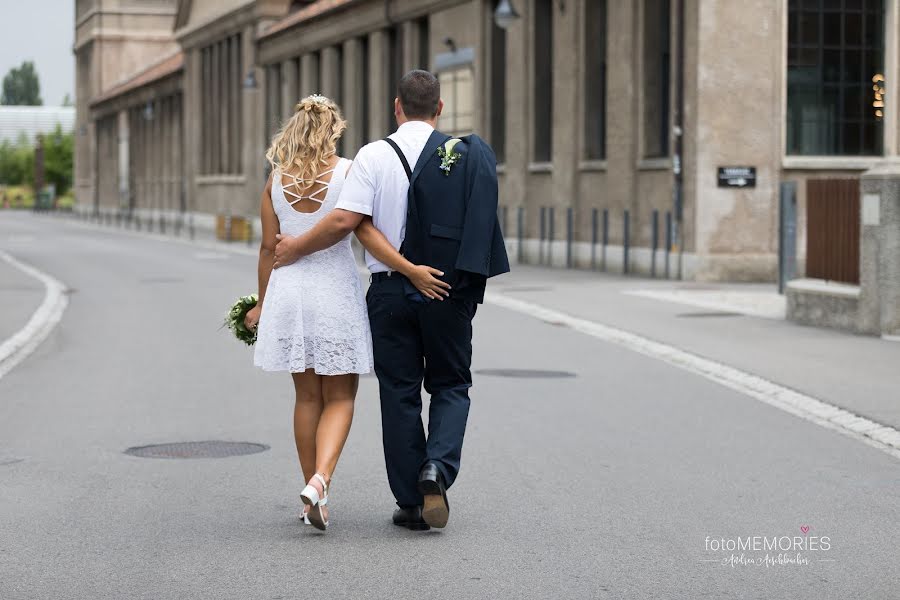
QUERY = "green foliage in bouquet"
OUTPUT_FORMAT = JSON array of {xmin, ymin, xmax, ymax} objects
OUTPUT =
[{"xmin": 224, "ymin": 293, "xmax": 258, "ymax": 346}]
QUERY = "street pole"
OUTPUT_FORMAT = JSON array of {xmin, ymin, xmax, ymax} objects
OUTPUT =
[{"xmin": 673, "ymin": 0, "xmax": 686, "ymax": 280}]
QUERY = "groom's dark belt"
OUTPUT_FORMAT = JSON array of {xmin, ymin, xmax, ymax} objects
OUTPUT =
[{"xmin": 370, "ymin": 271, "xmax": 399, "ymax": 283}]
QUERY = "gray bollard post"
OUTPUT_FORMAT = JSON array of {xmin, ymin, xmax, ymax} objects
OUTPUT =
[
  {"xmin": 539, "ymin": 207, "xmax": 546, "ymax": 265},
  {"xmin": 566, "ymin": 207, "xmax": 573, "ymax": 268},
  {"xmin": 602, "ymin": 208, "xmax": 609, "ymax": 272},
  {"xmin": 651, "ymin": 210, "xmax": 659, "ymax": 278},
  {"xmin": 623, "ymin": 210, "xmax": 630, "ymax": 275},
  {"xmin": 548, "ymin": 207, "xmax": 555, "ymax": 266},
  {"xmin": 591, "ymin": 208, "xmax": 598, "ymax": 270},
  {"xmin": 517, "ymin": 206, "xmax": 524, "ymax": 264},
  {"xmin": 665, "ymin": 211, "xmax": 672, "ymax": 279}
]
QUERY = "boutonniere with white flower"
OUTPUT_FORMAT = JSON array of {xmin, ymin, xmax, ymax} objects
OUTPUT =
[{"xmin": 437, "ymin": 138, "xmax": 462, "ymax": 176}]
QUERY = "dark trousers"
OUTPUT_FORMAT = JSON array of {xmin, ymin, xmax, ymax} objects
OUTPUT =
[{"xmin": 367, "ymin": 275, "xmax": 477, "ymax": 508}]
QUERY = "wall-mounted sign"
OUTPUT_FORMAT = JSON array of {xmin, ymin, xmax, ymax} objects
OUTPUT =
[{"xmin": 717, "ymin": 166, "xmax": 756, "ymax": 188}]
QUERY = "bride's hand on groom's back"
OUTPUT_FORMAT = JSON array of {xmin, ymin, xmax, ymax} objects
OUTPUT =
[{"xmin": 405, "ymin": 265, "xmax": 451, "ymax": 301}]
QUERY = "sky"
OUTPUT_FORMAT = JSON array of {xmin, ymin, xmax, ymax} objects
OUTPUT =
[{"xmin": 0, "ymin": 1, "xmax": 75, "ymax": 106}]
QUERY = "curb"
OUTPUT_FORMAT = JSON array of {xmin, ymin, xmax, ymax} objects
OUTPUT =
[{"xmin": 0, "ymin": 251, "xmax": 69, "ymax": 379}]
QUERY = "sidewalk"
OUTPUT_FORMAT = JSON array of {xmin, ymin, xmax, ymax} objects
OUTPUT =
[{"xmin": 489, "ymin": 265, "xmax": 900, "ymax": 430}]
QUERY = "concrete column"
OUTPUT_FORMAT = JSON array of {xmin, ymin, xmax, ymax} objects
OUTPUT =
[
  {"xmin": 320, "ymin": 46, "xmax": 341, "ymax": 103},
  {"xmin": 402, "ymin": 21, "xmax": 419, "ymax": 71},
  {"xmin": 117, "ymin": 109, "xmax": 129, "ymax": 211},
  {"xmin": 242, "ymin": 24, "xmax": 265, "ymax": 215},
  {"xmin": 503, "ymin": 0, "xmax": 528, "ymax": 230},
  {"xmin": 220, "ymin": 41, "xmax": 231, "ymax": 176},
  {"xmin": 884, "ymin": 0, "xmax": 898, "ymax": 156},
  {"xmin": 281, "ymin": 58, "xmax": 299, "ymax": 120},
  {"xmin": 185, "ymin": 48, "xmax": 202, "ymax": 213},
  {"xmin": 367, "ymin": 30, "xmax": 390, "ymax": 140},
  {"xmin": 300, "ymin": 52, "xmax": 320, "ymax": 97},
  {"xmin": 551, "ymin": 0, "xmax": 579, "ymax": 231},
  {"xmin": 231, "ymin": 36, "xmax": 242, "ymax": 174},
  {"xmin": 342, "ymin": 38, "xmax": 365, "ymax": 155},
  {"xmin": 859, "ymin": 164, "xmax": 900, "ymax": 336}
]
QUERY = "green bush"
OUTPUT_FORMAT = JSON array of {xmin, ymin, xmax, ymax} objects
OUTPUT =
[
  {"xmin": 0, "ymin": 133, "xmax": 34, "ymax": 187},
  {"xmin": 42, "ymin": 125, "xmax": 74, "ymax": 196},
  {"xmin": 0, "ymin": 185, "xmax": 34, "ymax": 208},
  {"xmin": 0, "ymin": 125, "xmax": 73, "ymax": 195}
]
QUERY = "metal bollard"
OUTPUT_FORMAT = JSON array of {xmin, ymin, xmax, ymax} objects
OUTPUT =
[
  {"xmin": 602, "ymin": 209, "xmax": 609, "ymax": 272},
  {"xmin": 548, "ymin": 207, "xmax": 555, "ymax": 266},
  {"xmin": 517, "ymin": 206, "xmax": 524, "ymax": 264},
  {"xmin": 651, "ymin": 210, "xmax": 659, "ymax": 278},
  {"xmin": 623, "ymin": 210, "xmax": 630, "ymax": 275},
  {"xmin": 566, "ymin": 207, "xmax": 573, "ymax": 268},
  {"xmin": 591, "ymin": 208, "xmax": 598, "ymax": 270},
  {"xmin": 539, "ymin": 207, "xmax": 546, "ymax": 265},
  {"xmin": 665, "ymin": 211, "xmax": 672, "ymax": 279}
]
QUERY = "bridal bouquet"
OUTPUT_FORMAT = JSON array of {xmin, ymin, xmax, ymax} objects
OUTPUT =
[{"xmin": 224, "ymin": 293, "xmax": 259, "ymax": 346}]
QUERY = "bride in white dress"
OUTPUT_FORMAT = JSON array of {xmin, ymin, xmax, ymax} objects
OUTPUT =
[{"xmin": 244, "ymin": 94, "xmax": 373, "ymax": 531}]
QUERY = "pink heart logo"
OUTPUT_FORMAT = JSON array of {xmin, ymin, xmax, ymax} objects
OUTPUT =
[{"xmin": 800, "ymin": 525, "xmax": 810, "ymax": 534}]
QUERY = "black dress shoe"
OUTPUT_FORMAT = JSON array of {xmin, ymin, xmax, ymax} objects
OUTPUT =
[
  {"xmin": 392, "ymin": 506, "xmax": 430, "ymax": 531},
  {"xmin": 418, "ymin": 462, "xmax": 449, "ymax": 529}
]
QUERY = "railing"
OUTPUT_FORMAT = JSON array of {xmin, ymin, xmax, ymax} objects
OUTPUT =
[{"xmin": 805, "ymin": 178, "xmax": 860, "ymax": 285}]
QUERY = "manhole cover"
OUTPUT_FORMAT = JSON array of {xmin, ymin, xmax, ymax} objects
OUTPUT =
[
  {"xmin": 125, "ymin": 441, "xmax": 269, "ymax": 459},
  {"xmin": 476, "ymin": 369, "xmax": 576, "ymax": 379},
  {"xmin": 676, "ymin": 312, "xmax": 742, "ymax": 318}
]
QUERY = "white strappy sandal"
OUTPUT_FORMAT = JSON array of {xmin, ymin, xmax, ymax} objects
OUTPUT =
[{"xmin": 300, "ymin": 473, "xmax": 329, "ymax": 531}]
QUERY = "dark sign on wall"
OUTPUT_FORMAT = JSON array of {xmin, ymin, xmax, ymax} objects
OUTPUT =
[{"xmin": 717, "ymin": 167, "xmax": 756, "ymax": 188}]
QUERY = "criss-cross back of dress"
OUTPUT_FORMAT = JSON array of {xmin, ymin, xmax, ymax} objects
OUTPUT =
[{"xmin": 280, "ymin": 168, "xmax": 336, "ymax": 205}]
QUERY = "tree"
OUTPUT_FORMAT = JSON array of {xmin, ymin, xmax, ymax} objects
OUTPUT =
[
  {"xmin": 41, "ymin": 125, "xmax": 74, "ymax": 195},
  {"xmin": 0, "ymin": 133, "xmax": 34, "ymax": 186},
  {"xmin": 1, "ymin": 61, "xmax": 42, "ymax": 106}
]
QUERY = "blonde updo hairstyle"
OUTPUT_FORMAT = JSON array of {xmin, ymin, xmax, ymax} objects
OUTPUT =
[{"xmin": 265, "ymin": 94, "xmax": 347, "ymax": 188}]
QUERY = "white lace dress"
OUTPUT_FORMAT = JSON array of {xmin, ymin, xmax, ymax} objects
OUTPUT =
[{"xmin": 254, "ymin": 158, "xmax": 373, "ymax": 375}]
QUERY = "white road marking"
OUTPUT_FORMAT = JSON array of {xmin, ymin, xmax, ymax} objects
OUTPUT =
[
  {"xmin": 484, "ymin": 292, "xmax": 900, "ymax": 461},
  {"xmin": 0, "ymin": 251, "xmax": 69, "ymax": 380}
]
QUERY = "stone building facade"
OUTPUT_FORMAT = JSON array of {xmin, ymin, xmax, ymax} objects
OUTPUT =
[{"xmin": 75, "ymin": 0, "xmax": 900, "ymax": 281}]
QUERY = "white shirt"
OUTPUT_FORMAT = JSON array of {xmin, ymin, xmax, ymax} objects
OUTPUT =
[{"xmin": 335, "ymin": 120, "xmax": 435, "ymax": 273}]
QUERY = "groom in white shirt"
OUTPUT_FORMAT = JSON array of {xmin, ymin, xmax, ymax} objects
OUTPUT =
[{"xmin": 273, "ymin": 70, "xmax": 508, "ymax": 530}]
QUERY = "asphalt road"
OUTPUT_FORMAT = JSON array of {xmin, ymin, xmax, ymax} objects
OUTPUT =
[{"xmin": 1, "ymin": 213, "xmax": 899, "ymax": 600}]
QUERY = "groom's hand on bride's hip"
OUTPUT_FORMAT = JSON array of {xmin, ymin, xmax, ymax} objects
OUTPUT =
[
  {"xmin": 403, "ymin": 264, "xmax": 451, "ymax": 301},
  {"xmin": 273, "ymin": 234, "xmax": 302, "ymax": 268}
]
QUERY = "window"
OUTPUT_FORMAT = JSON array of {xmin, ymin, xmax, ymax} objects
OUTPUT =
[
  {"xmin": 438, "ymin": 67, "xmax": 475, "ymax": 138},
  {"xmin": 787, "ymin": 0, "xmax": 885, "ymax": 156},
  {"xmin": 490, "ymin": 5, "xmax": 507, "ymax": 163},
  {"xmin": 359, "ymin": 36, "xmax": 370, "ymax": 143},
  {"xmin": 533, "ymin": 0, "xmax": 553, "ymax": 162},
  {"xmin": 642, "ymin": 0, "xmax": 671, "ymax": 158},
  {"xmin": 387, "ymin": 24, "xmax": 404, "ymax": 133},
  {"xmin": 200, "ymin": 33, "xmax": 243, "ymax": 174},
  {"xmin": 417, "ymin": 17, "xmax": 430, "ymax": 69},
  {"xmin": 584, "ymin": 0, "xmax": 607, "ymax": 160}
]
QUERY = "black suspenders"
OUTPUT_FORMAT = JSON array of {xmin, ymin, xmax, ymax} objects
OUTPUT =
[{"xmin": 383, "ymin": 138, "xmax": 412, "ymax": 181}]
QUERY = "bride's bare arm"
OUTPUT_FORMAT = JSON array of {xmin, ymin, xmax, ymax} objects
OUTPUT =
[
  {"xmin": 245, "ymin": 174, "xmax": 278, "ymax": 330},
  {"xmin": 354, "ymin": 217, "xmax": 450, "ymax": 300}
]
